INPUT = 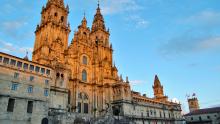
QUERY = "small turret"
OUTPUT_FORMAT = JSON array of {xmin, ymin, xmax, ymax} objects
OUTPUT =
[
  {"xmin": 23, "ymin": 51, "xmax": 29, "ymax": 61},
  {"xmin": 188, "ymin": 93, "xmax": 200, "ymax": 112}
]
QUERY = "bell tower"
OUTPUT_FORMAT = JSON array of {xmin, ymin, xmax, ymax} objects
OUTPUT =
[
  {"xmin": 32, "ymin": 0, "xmax": 71, "ymax": 65},
  {"xmin": 153, "ymin": 75, "xmax": 168, "ymax": 102},
  {"xmin": 188, "ymin": 94, "xmax": 200, "ymax": 112}
]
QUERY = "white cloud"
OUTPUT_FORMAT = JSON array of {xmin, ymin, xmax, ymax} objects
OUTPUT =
[
  {"xmin": 182, "ymin": 10, "xmax": 220, "ymax": 27},
  {"xmin": 100, "ymin": 0, "xmax": 149, "ymax": 29},
  {"xmin": 102, "ymin": 0, "xmax": 142, "ymax": 15},
  {"xmin": 171, "ymin": 98, "xmax": 180, "ymax": 104},
  {"xmin": 126, "ymin": 15, "xmax": 149, "ymax": 28},
  {"xmin": 2, "ymin": 20, "xmax": 27, "ymax": 30},
  {"xmin": 0, "ymin": 20, "xmax": 29, "ymax": 40},
  {"xmin": 197, "ymin": 37, "xmax": 220, "ymax": 50},
  {"xmin": 130, "ymin": 80, "xmax": 144, "ymax": 86},
  {"xmin": 159, "ymin": 35, "xmax": 220, "ymax": 57},
  {"xmin": 0, "ymin": 40, "xmax": 33, "ymax": 55}
]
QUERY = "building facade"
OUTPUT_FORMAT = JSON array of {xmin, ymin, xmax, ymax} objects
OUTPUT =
[
  {"xmin": 185, "ymin": 96, "xmax": 220, "ymax": 124},
  {"xmin": 0, "ymin": 0, "xmax": 184, "ymax": 124},
  {"xmin": 0, "ymin": 53, "xmax": 52, "ymax": 124}
]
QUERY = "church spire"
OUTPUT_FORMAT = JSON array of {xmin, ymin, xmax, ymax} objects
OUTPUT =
[
  {"xmin": 154, "ymin": 75, "xmax": 162, "ymax": 87},
  {"xmin": 152, "ymin": 75, "xmax": 169, "ymax": 102},
  {"xmin": 91, "ymin": 1, "xmax": 106, "ymax": 32},
  {"xmin": 153, "ymin": 75, "xmax": 164, "ymax": 98},
  {"xmin": 81, "ymin": 12, "xmax": 87, "ymax": 28}
]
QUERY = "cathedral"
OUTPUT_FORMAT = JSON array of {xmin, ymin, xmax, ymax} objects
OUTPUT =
[{"xmin": 0, "ymin": 0, "xmax": 184, "ymax": 124}]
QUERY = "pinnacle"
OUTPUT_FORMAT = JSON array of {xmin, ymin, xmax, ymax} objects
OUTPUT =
[{"xmin": 154, "ymin": 75, "xmax": 161, "ymax": 86}]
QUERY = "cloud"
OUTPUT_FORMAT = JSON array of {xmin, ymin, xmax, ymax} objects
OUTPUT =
[
  {"xmin": 171, "ymin": 98, "xmax": 180, "ymax": 104},
  {"xmin": 187, "ymin": 63, "xmax": 199, "ymax": 68},
  {"xmin": 130, "ymin": 80, "xmax": 144, "ymax": 86},
  {"xmin": 0, "ymin": 40, "xmax": 33, "ymax": 55},
  {"xmin": 0, "ymin": 20, "xmax": 31, "ymax": 41},
  {"xmin": 2, "ymin": 20, "xmax": 27, "ymax": 30},
  {"xmin": 100, "ymin": 0, "xmax": 149, "ymax": 29},
  {"xmin": 102, "ymin": 0, "xmax": 142, "ymax": 15},
  {"xmin": 126, "ymin": 15, "xmax": 149, "ymax": 28},
  {"xmin": 159, "ymin": 33, "xmax": 220, "ymax": 58},
  {"xmin": 183, "ymin": 10, "xmax": 220, "ymax": 26},
  {"xmin": 159, "ymin": 10, "xmax": 220, "ymax": 58}
]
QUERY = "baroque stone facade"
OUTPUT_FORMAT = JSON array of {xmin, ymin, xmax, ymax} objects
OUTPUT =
[{"xmin": 0, "ymin": 0, "xmax": 184, "ymax": 124}]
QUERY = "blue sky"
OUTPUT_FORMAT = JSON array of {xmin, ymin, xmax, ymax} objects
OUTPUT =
[{"xmin": 0, "ymin": 0, "xmax": 220, "ymax": 113}]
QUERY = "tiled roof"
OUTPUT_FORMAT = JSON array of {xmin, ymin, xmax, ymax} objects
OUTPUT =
[{"xmin": 185, "ymin": 107, "xmax": 220, "ymax": 116}]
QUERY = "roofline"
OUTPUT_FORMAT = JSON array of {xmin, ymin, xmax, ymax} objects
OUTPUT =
[{"xmin": 0, "ymin": 52, "xmax": 52, "ymax": 69}]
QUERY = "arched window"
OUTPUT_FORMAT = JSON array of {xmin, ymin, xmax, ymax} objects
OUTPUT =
[
  {"xmin": 61, "ymin": 16, "xmax": 64, "ymax": 22},
  {"xmin": 54, "ymin": 12, "xmax": 58, "ymax": 17},
  {"xmin": 82, "ymin": 56, "xmax": 87, "ymax": 65},
  {"xmin": 82, "ymin": 70, "xmax": 87, "ymax": 82}
]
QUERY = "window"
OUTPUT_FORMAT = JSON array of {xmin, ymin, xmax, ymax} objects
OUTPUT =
[
  {"xmin": 14, "ymin": 72, "xmax": 19, "ymax": 79},
  {"xmin": 27, "ymin": 86, "xmax": 33, "ymax": 93},
  {"xmin": 17, "ymin": 61, "xmax": 22, "ymax": 68},
  {"xmin": 10, "ymin": 59, "xmax": 16, "ymax": 66},
  {"xmin": 46, "ymin": 69, "xmax": 50, "ymax": 75},
  {"xmin": 27, "ymin": 101, "xmax": 33, "ymax": 113},
  {"xmin": 83, "ymin": 56, "xmax": 87, "ymax": 65},
  {"xmin": 61, "ymin": 16, "xmax": 64, "ymax": 22},
  {"xmin": 84, "ymin": 103, "xmax": 88, "ymax": 113},
  {"xmin": 45, "ymin": 80, "xmax": 49, "ymax": 85},
  {"xmin": 54, "ymin": 12, "xmax": 58, "ymax": 17},
  {"xmin": 44, "ymin": 89, "xmax": 49, "ymax": 96},
  {"xmin": 7, "ymin": 98, "xmax": 15, "ymax": 112},
  {"xmin": 11, "ymin": 83, "xmax": 18, "ymax": 91},
  {"xmin": 3, "ymin": 57, "xmax": 9, "ymax": 64},
  {"xmin": 207, "ymin": 116, "xmax": 210, "ymax": 119},
  {"xmin": 41, "ymin": 68, "xmax": 45, "ymax": 74},
  {"xmin": 0, "ymin": 56, "xmax": 2, "ymax": 62},
  {"xmin": 23, "ymin": 63, "xmax": 28, "ymax": 70},
  {"xmin": 30, "ymin": 76, "xmax": 34, "ymax": 81},
  {"xmin": 147, "ymin": 110, "xmax": 149, "ymax": 117},
  {"xmin": 35, "ymin": 66, "xmax": 40, "ymax": 73},
  {"xmin": 56, "ymin": 73, "xmax": 60, "ymax": 78},
  {"xmin": 61, "ymin": 74, "xmax": 64, "ymax": 78},
  {"xmin": 78, "ymin": 102, "xmax": 81, "ymax": 113},
  {"xmin": 82, "ymin": 70, "xmax": 87, "ymax": 82},
  {"xmin": 29, "ymin": 65, "xmax": 34, "ymax": 71},
  {"xmin": 199, "ymin": 116, "xmax": 202, "ymax": 121}
]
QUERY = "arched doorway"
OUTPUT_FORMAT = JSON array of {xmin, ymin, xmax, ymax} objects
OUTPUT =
[{"xmin": 41, "ymin": 118, "xmax": 48, "ymax": 124}]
